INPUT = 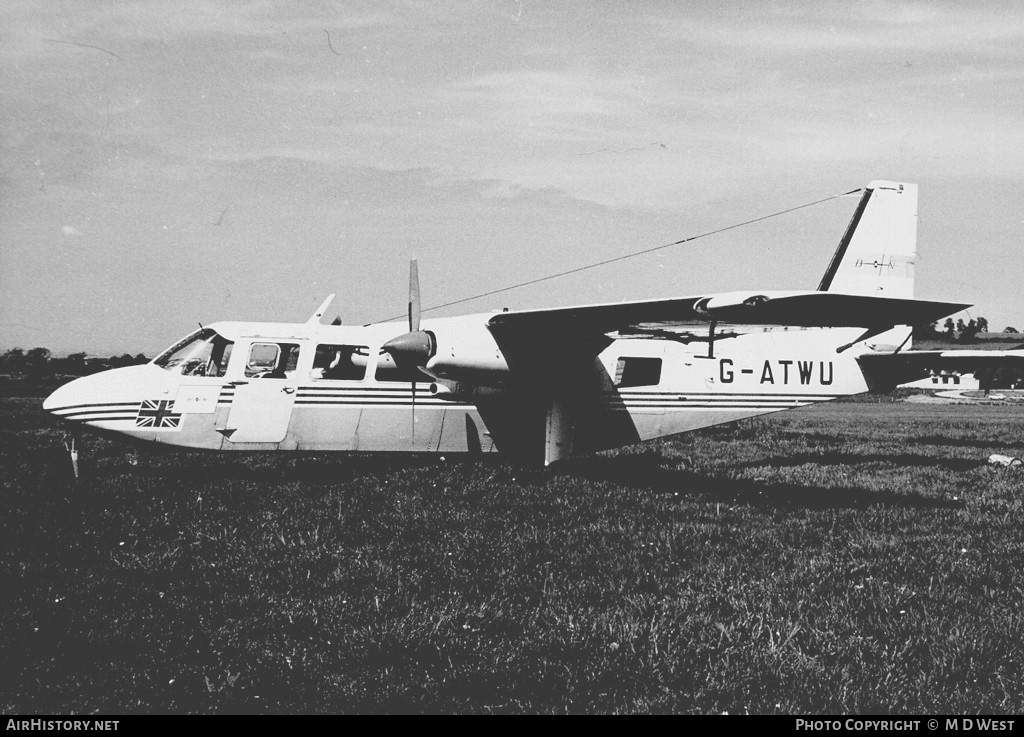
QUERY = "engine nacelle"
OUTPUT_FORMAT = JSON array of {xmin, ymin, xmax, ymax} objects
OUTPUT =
[
  {"xmin": 429, "ymin": 380, "xmax": 504, "ymax": 402},
  {"xmin": 425, "ymin": 316, "xmax": 509, "ymax": 381},
  {"xmin": 694, "ymin": 293, "xmax": 770, "ymax": 317}
]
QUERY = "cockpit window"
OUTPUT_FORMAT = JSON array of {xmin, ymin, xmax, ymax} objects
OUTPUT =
[{"xmin": 154, "ymin": 328, "xmax": 234, "ymax": 377}]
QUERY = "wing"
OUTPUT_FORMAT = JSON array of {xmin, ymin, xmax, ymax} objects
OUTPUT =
[
  {"xmin": 487, "ymin": 290, "xmax": 967, "ymax": 345},
  {"xmin": 484, "ymin": 289, "xmax": 968, "ymax": 378}
]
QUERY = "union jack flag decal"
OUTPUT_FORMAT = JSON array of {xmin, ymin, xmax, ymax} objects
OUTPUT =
[{"xmin": 135, "ymin": 400, "xmax": 181, "ymax": 429}]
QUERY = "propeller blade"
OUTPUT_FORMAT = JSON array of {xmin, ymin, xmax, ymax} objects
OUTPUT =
[
  {"xmin": 409, "ymin": 258, "xmax": 421, "ymax": 333},
  {"xmin": 398, "ymin": 258, "xmax": 425, "ymax": 443}
]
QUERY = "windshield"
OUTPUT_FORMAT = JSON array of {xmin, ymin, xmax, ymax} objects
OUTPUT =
[{"xmin": 154, "ymin": 328, "xmax": 234, "ymax": 377}]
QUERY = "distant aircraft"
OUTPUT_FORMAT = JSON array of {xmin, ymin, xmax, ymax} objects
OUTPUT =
[{"xmin": 44, "ymin": 181, "xmax": 1024, "ymax": 472}]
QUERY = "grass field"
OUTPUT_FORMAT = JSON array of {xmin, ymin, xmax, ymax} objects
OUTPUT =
[{"xmin": 2, "ymin": 396, "xmax": 1024, "ymax": 714}]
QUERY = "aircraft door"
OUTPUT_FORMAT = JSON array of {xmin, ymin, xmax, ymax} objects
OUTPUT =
[{"xmin": 223, "ymin": 341, "xmax": 303, "ymax": 443}]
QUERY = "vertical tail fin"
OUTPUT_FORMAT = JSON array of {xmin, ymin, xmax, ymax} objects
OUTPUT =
[
  {"xmin": 819, "ymin": 181, "xmax": 918, "ymax": 352},
  {"xmin": 818, "ymin": 181, "xmax": 917, "ymax": 299}
]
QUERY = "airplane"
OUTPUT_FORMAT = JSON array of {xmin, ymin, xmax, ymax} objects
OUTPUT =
[{"xmin": 43, "ymin": 180, "xmax": 1024, "ymax": 473}]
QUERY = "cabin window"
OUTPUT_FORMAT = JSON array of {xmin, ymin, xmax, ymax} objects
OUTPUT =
[
  {"xmin": 312, "ymin": 344, "xmax": 369, "ymax": 381},
  {"xmin": 246, "ymin": 342, "xmax": 300, "ymax": 379},
  {"xmin": 614, "ymin": 357, "xmax": 662, "ymax": 388},
  {"xmin": 154, "ymin": 328, "xmax": 234, "ymax": 377}
]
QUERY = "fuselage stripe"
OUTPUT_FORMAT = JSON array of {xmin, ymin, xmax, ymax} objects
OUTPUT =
[
  {"xmin": 50, "ymin": 402, "xmax": 139, "ymax": 413},
  {"xmin": 293, "ymin": 401, "xmax": 465, "ymax": 407},
  {"xmin": 54, "ymin": 410, "xmax": 139, "ymax": 419},
  {"xmin": 614, "ymin": 393, "xmax": 840, "ymax": 398},
  {"xmin": 610, "ymin": 404, "xmax": 812, "ymax": 410},
  {"xmin": 63, "ymin": 414, "xmax": 138, "ymax": 422},
  {"xmin": 291, "ymin": 400, "xmax": 824, "ymax": 409}
]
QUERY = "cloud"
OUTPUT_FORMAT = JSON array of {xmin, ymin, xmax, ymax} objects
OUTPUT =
[
  {"xmin": 452, "ymin": 69, "xmax": 631, "ymax": 121},
  {"xmin": 647, "ymin": 2, "xmax": 1024, "ymax": 55},
  {"xmin": 2, "ymin": 1, "xmax": 1023, "ymax": 350},
  {"xmin": 1, "ymin": 1, "xmax": 398, "ymax": 58}
]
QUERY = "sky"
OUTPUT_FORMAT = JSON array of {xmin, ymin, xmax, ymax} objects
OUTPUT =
[{"xmin": 2, "ymin": 1, "xmax": 1023, "ymax": 355}]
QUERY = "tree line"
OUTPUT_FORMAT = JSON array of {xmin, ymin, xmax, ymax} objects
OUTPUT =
[
  {"xmin": 913, "ymin": 316, "xmax": 1024, "ymax": 343},
  {"xmin": 0, "ymin": 348, "xmax": 150, "ymax": 380}
]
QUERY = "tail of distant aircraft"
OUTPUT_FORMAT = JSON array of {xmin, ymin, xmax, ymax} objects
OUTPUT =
[
  {"xmin": 818, "ymin": 181, "xmax": 918, "ymax": 350},
  {"xmin": 818, "ymin": 181, "xmax": 917, "ymax": 300}
]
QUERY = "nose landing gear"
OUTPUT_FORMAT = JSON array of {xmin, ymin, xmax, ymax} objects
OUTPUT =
[{"xmin": 63, "ymin": 429, "xmax": 81, "ymax": 480}]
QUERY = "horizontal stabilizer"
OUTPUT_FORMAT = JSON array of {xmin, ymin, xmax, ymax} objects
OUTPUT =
[{"xmin": 858, "ymin": 349, "xmax": 1024, "ymax": 391}]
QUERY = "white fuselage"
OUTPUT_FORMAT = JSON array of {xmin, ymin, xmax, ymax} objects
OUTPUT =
[{"xmin": 43, "ymin": 316, "xmax": 870, "ymax": 464}]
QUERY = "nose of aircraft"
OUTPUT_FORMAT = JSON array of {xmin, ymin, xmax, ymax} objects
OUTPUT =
[
  {"xmin": 43, "ymin": 376, "xmax": 83, "ymax": 413},
  {"xmin": 43, "ymin": 372, "xmax": 121, "ymax": 421},
  {"xmin": 42, "ymin": 365, "xmax": 166, "ymax": 421}
]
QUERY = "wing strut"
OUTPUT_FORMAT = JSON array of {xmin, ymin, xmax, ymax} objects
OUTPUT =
[
  {"xmin": 837, "ymin": 325, "xmax": 895, "ymax": 354},
  {"xmin": 706, "ymin": 321, "xmax": 718, "ymax": 359}
]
